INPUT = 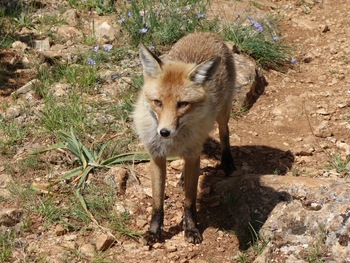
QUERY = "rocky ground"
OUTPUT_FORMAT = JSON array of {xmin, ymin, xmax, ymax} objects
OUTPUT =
[{"xmin": 1, "ymin": 0, "xmax": 350, "ymax": 262}]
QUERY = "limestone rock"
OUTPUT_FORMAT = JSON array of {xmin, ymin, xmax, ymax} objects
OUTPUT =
[
  {"xmin": 12, "ymin": 41, "xmax": 29, "ymax": 51},
  {"xmin": 214, "ymin": 174, "xmax": 350, "ymax": 261},
  {"xmin": 55, "ymin": 224, "xmax": 67, "ymax": 236},
  {"xmin": 94, "ymin": 231, "xmax": 115, "ymax": 251},
  {"xmin": 233, "ymin": 53, "xmax": 268, "ymax": 109},
  {"xmin": 79, "ymin": 243, "xmax": 95, "ymax": 257},
  {"xmin": 93, "ymin": 18, "xmax": 120, "ymax": 44},
  {"xmin": 34, "ymin": 38, "xmax": 50, "ymax": 51},
  {"xmin": 12, "ymin": 79, "xmax": 41, "ymax": 99}
]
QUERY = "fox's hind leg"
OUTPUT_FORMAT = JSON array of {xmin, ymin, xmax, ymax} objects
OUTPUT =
[
  {"xmin": 217, "ymin": 108, "xmax": 235, "ymax": 175},
  {"xmin": 141, "ymin": 156, "xmax": 166, "ymax": 245}
]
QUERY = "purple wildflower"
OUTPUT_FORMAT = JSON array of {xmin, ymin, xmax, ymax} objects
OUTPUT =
[
  {"xmin": 198, "ymin": 13, "xmax": 205, "ymax": 18},
  {"xmin": 93, "ymin": 45, "xmax": 100, "ymax": 52},
  {"xmin": 126, "ymin": 11, "xmax": 132, "ymax": 17},
  {"xmin": 291, "ymin": 58, "xmax": 297, "ymax": 64},
  {"xmin": 248, "ymin": 16, "xmax": 263, "ymax": 32},
  {"xmin": 88, "ymin": 58, "xmax": 96, "ymax": 66},
  {"xmin": 139, "ymin": 28, "xmax": 148, "ymax": 34},
  {"xmin": 148, "ymin": 45, "xmax": 155, "ymax": 50},
  {"xmin": 104, "ymin": 44, "xmax": 112, "ymax": 51},
  {"xmin": 118, "ymin": 18, "xmax": 125, "ymax": 24},
  {"xmin": 273, "ymin": 36, "xmax": 279, "ymax": 41}
]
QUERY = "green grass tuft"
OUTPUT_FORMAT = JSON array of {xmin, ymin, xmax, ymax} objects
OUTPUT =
[
  {"xmin": 117, "ymin": 0, "xmax": 216, "ymax": 46},
  {"xmin": 0, "ymin": 228, "xmax": 14, "ymax": 262},
  {"xmin": 326, "ymin": 153, "xmax": 350, "ymax": 178},
  {"xmin": 222, "ymin": 15, "xmax": 291, "ymax": 70}
]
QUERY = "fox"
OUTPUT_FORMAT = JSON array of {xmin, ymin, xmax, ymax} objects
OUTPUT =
[{"xmin": 133, "ymin": 32, "xmax": 236, "ymax": 245}]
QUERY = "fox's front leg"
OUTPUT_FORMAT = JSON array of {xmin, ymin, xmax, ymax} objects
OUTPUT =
[
  {"xmin": 142, "ymin": 156, "xmax": 167, "ymax": 245},
  {"xmin": 183, "ymin": 156, "xmax": 203, "ymax": 244}
]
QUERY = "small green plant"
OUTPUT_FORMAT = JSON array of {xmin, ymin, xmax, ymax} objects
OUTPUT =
[
  {"xmin": 301, "ymin": 224, "xmax": 328, "ymax": 262},
  {"xmin": 248, "ymin": 222, "xmax": 268, "ymax": 256},
  {"xmin": 237, "ymin": 251, "xmax": 248, "ymax": 263},
  {"xmin": 326, "ymin": 153, "xmax": 350, "ymax": 177},
  {"xmin": 109, "ymin": 212, "xmax": 141, "ymax": 239},
  {"xmin": 117, "ymin": 0, "xmax": 216, "ymax": 46},
  {"xmin": 36, "ymin": 197, "xmax": 63, "ymax": 226},
  {"xmin": 30, "ymin": 128, "xmax": 150, "ymax": 226},
  {"xmin": 0, "ymin": 117, "xmax": 27, "ymax": 155},
  {"xmin": 235, "ymin": 222, "xmax": 268, "ymax": 262},
  {"xmin": 39, "ymin": 91, "xmax": 88, "ymax": 135},
  {"xmin": 0, "ymin": 228, "xmax": 14, "ymax": 262},
  {"xmin": 222, "ymin": 15, "xmax": 291, "ymax": 70},
  {"xmin": 31, "ymin": 128, "xmax": 149, "ymax": 189},
  {"xmin": 68, "ymin": 0, "xmax": 116, "ymax": 15}
]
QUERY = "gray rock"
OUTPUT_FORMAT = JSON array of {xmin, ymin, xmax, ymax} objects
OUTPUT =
[
  {"xmin": 233, "ymin": 53, "xmax": 268, "ymax": 109},
  {"xmin": 93, "ymin": 19, "xmax": 120, "ymax": 44},
  {"xmin": 12, "ymin": 41, "xmax": 29, "ymax": 51},
  {"xmin": 5, "ymin": 105, "xmax": 21, "ymax": 119},
  {"xmin": 314, "ymin": 120, "xmax": 333, "ymax": 138},
  {"xmin": 33, "ymin": 38, "xmax": 50, "ymax": 51},
  {"xmin": 213, "ymin": 174, "xmax": 350, "ymax": 261},
  {"xmin": 12, "ymin": 79, "xmax": 41, "ymax": 99}
]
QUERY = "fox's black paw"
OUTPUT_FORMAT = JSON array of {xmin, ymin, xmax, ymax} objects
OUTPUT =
[
  {"xmin": 221, "ymin": 152, "xmax": 236, "ymax": 176},
  {"xmin": 184, "ymin": 228, "xmax": 203, "ymax": 244},
  {"xmin": 141, "ymin": 230, "xmax": 161, "ymax": 246}
]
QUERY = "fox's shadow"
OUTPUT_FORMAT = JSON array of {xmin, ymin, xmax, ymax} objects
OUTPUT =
[{"xmin": 166, "ymin": 139, "xmax": 294, "ymax": 250}]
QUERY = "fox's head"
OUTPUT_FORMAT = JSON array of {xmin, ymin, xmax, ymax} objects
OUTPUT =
[{"xmin": 139, "ymin": 44, "xmax": 221, "ymax": 139}]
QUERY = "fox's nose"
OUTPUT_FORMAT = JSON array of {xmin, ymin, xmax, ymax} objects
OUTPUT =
[{"xmin": 159, "ymin": 128, "xmax": 171, "ymax": 137}]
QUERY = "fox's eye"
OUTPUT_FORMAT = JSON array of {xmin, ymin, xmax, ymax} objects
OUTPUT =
[
  {"xmin": 177, "ymin": 101, "xmax": 190, "ymax": 109},
  {"xmin": 153, "ymin": 100, "xmax": 162, "ymax": 107}
]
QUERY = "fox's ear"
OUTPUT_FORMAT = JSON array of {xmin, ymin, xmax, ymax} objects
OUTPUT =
[
  {"xmin": 189, "ymin": 57, "xmax": 221, "ymax": 85},
  {"xmin": 139, "ymin": 44, "xmax": 163, "ymax": 78}
]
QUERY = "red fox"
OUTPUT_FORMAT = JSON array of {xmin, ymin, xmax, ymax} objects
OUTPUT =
[{"xmin": 133, "ymin": 32, "xmax": 236, "ymax": 245}]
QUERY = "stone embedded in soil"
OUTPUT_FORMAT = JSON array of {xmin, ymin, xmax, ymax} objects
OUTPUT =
[
  {"xmin": 165, "ymin": 244, "xmax": 177, "ymax": 252},
  {"xmin": 33, "ymin": 38, "xmax": 51, "ymax": 51},
  {"xmin": 12, "ymin": 40, "xmax": 29, "ymax": 51},
  {"xmin": 12, "ymin": 79, "xmax": 41, "ymax": 99},
  {"xmin": 314, "ymin": 120, "xmax": 333, "ymax": 138},
  {"xmin": 79, "ymin": 243, "xmax": 96, "ymax": 258},
  {"xmin": 55, "ymin": 224, "xmax": 67, "ymax": 236},
  {"xmin": 233, "ymin": 52, "xmax": 268, "ymax": 108},
  {"xmin": 94, "ymin": 231, "xmax": 115, "ymax": 251},
  {"xmin": 0, "ymin": 208, "xmax": 23, "ymax": 227}
]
